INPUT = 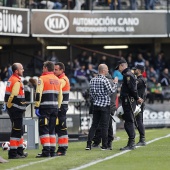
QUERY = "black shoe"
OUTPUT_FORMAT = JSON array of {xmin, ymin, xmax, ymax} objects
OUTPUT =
[
  {"xmin": 136, "ymin": 141, "xmax": 146, "ymax": 146},
  {"xmin": 18, "ymin": 152, "xmax": 28, "ymax": 158},
  {"xmin": 107, "ymin": 142, "xmax": 113, "ymax": 150},
  {"xmin": 120, "ymin": 145, "xmax": 136, "ymax": 151},
  {"xmin": 101, "ymin": 146, "xmax": 108, "ymax": 151},
  {"xmin": 92, "ymin": 143, "xmax": 100, "ymax": 148},
  {"xmin": 56, "ymin": 152, "xmax": 66, "ymax": 156},
  {"xmin": 36, "ymin": 153, "xmax": 50, "ymax": 158},
  {"xmin": 51, "ymin": 153, "xmax": 57, "ymax": 157},
  {"xmin": 85, "ymin": 142, "xmax": 91, "ymax": 150},
  {"xmin": 85, "ymin": 145, "xmax": 91, "ymax": 150},
  {"xmin": 8, "ymin": 154, "xmax": 26, "ymax": 159}
]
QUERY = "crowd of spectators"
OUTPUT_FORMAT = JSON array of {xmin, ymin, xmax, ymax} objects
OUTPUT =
[
  {"xmin": 64, "ymin": 49, "xmax": 170, "ymax": 104},
  {"xmin": 0, "ymin": 0, "xmax": 168, "ymax": 10},
  {"xmin": 1, "ymin": 48, "xmax": 170, "ymax": 105},
  {"xmin": 0, "ymin": 0, "xmax": 82, "ymax": 9},
  {"xmin": 0, "ymin": 64, "xmax": 12, "ymax": 82},
  {"xmin": 26, "ymin": 50, "xmax": 60, "ymax": 76}
]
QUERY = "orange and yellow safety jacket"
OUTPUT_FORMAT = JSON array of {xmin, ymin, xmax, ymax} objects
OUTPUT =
[
  {"xmin": 58, "ymin": 73, "xmax": 70, "ymax": 107},
  {"xmin": 35, "ymin": 72, "xmax": 62, "ymax": 109},
  {"xmin": 5, "ymin": 74, "xmax": 26, "ymax": 111}
]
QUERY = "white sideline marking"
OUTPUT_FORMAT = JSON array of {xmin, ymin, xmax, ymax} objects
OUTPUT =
[
  {"xmin": 6, "ymin": 157, "xmax": 58, "ymax": 170},
  {"xmin": 6, "ymin": 134, "xmax": 170, "ymax": 170},
  {"xmin": 70, "ymin": 134, "xmax": 170, "ymax": 170}
]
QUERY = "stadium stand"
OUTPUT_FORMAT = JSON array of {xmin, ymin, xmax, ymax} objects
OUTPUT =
[
  {"xmin": 0, "ymin": 0, "xmax": 170, "ymax": 139},
  {"xmin": 0, "ymin": 0, "xmax": 168, "ymax": 10}
]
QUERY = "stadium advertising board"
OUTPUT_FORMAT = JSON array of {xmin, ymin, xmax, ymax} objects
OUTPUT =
[
  {"xmin": 0, "ymin": 7, "xmax": 29, "ymax": 37},
  {"xmin": 31, "ymin": 10, "xmax": 69, "ymax": 37},
  {"xmin": 67, "ymin": 114, "xmax": 92, "ymax": 134},
  {"xmin": 66, "ymin": 115, "xmax": 80, "ymax": 134},
  {"xmin": 143, "ymin": 104, "xmax": 170, "ymax": 128},
  {"xmin": 31, "ymin": 10, "xmax": 167, "ymax": 38},
  {"xmin": 66, "ymin": 102, "xmax": 170, "ymax": 134}
]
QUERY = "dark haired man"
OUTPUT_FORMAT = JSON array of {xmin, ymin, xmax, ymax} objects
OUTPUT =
[
  {"xmin": 54, "ymin": 62, "xmax": 70, "ymax": 156},
  {"xmin": 115, "ymin": 59, "xmax": 143, "ymax": 151},
  {"xmin": 35, "ymin": 61, "xmax": 62, "ymax": 158},
  {"xmin": 133, "ymin": 64, "xmax": 147, "ymax": 146},
  {"xmin": 5, "ymin": 63, "xmax": 27, "ymax": 159}
]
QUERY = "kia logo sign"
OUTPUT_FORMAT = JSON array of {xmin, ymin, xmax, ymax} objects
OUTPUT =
[{"xmin": 44, "ymin": 14, "xmax": 69, "ymax": 33}]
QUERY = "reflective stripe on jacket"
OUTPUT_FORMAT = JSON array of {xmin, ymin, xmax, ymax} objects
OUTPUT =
[
  {"xmin": 5, "ymin": 74, "xmax": 26, "ymax": 111},
  {"xmin": 35, "ymin": 72, "xmax": 62, "ymax": 109}
]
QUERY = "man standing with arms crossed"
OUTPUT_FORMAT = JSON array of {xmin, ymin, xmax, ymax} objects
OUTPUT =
[
  {"xmin": 5, "ymin": 63, "xmax": 27, "ymax": 159},
  {"xmin": 54, "ymin": 62, "xmax": 70, "ymax": 156},
  {"xmin": 115, "ymin": 59, "xmax": 143, "ymax": 150},
  {"xmin": 35, "ymin": 61, "xmax": 62, "ymax": 158},
  {"xmin": 86, "ymin": 64, "xmax": 118, "ymax": 150}
]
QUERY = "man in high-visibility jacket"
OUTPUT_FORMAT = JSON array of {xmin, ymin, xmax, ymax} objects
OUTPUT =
[
  {"xmin": 35, "ymin": 61, "xmax": 62, "ymax": 158},
  {"xmin": 5, "ymin": 63, "xmax": 27, "ymax": 159},
  {"xmin": 54, "ymin": 62, "xmax": 70, "ymax": 156}
]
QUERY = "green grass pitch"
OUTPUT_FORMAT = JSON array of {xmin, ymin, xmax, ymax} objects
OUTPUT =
[{"xmin": 0, "ymin": 128, "xmax": 170, "ymax": 170}]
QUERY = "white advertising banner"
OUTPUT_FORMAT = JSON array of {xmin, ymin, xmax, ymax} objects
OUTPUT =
[{"xmin": 143, "ymin": 104, "xmax": 170, "ymax": 127}]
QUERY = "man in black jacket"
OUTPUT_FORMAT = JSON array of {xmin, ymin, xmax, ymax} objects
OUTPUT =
[
  {"xmin": 133, "ymin": 64, "xmax": 147, "ymax": 146},
  {"xmin": 116, "ymin": 59, "xmax": 143, "ymax": 151}
]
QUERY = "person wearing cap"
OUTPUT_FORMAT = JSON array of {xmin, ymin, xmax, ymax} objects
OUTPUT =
[
  {"xmin": 133, "ymin": 64, "xmax": 147, "ymax": 146},
  {"xmin": 115, "ymin": 59, "xmax": 143, "ymax": 151}
]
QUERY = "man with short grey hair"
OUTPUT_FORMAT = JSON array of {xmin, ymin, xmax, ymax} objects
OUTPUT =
[{"xmin": 86, "ymin": 64, "xmax": 118, "ymax": 150}]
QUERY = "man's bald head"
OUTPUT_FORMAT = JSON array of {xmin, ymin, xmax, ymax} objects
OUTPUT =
[
  {"xmin": 12, "ymin": 63, "xmax": 24, "ymax": 76},
  {"xmin": 12, "ymin": 63, "xmax": 19, "ymax": 72},
  {"xmin": 98, "ymin": 64, "xmax": 109, "ymax": 75}
]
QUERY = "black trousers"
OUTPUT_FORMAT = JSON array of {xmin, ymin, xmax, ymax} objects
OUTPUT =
[
  {"xmin": 121, "ymin": 97, "xmax": 136, "ymax": 140},
  {"xmin": 39, "ymin": 108, "xmax": 57, "ymax": 156},
  {"xmin": 92, "ymin": 115, "xmax": 113, "ymax": 145},
  {"xmin": 7, "ymin": 108, "xmax": 24, "ymax": 157},
  {"xmin": 87, "ymin": 105, "xmax": 110, "ymax": 148},
  {"xmin": 55, "ymin": 105, "xmax": 68, "ymax": 152},
  {"xmin": 136, "ymin": 104, "xmax": 145, "ymax": 139}
]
